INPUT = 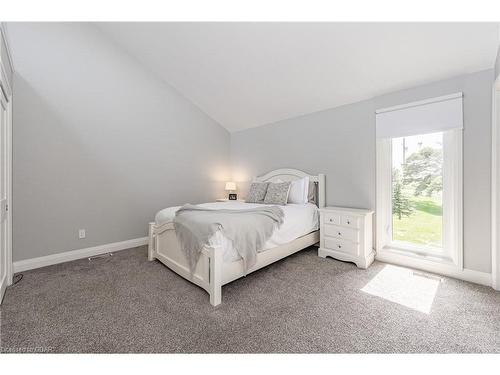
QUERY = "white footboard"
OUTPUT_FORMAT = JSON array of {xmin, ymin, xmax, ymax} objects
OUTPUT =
[
  {"xmin": 149, "ymin": 221, "xmax": 319, "ymax": 306},
  {"xmin": 148, "ymin": 222, "xmax": 222, "ymax": 306}
]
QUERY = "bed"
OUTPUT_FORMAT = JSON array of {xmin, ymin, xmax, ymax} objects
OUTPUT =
[{"xmin": 147, "ymin": 168, "xmax": 325, "ymax": 306}]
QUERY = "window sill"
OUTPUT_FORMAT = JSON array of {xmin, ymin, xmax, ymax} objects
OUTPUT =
[
  {"xmin": 387, "ymin": 242, "xmax": 449, "ymax": 261},
  {"xmin": 376, "ymin": 246, "xmax": 491, "ymax": 286},
  {"xmin": 376, "ymin": 245, "xmax": 459, "ymax": 272}
]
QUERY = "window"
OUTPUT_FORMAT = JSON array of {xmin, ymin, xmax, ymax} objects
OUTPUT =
[
  {"xmin": 376, "ymin": 93, "xmax": 463, "ymax": 268},
  {"xmin": 392, "ymin": 132, "xmax": 443, "ymax": 250}
]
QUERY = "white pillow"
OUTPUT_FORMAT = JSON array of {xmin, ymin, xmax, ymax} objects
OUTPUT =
[{"xmin": 287, "ymin": 176, "xmax": 309, "ymax": 204}]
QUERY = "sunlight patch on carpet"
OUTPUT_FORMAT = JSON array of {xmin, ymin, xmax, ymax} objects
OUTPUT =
[{"xmin": 361, "ymin": 264, "xmax": 440, "ymax": 314}]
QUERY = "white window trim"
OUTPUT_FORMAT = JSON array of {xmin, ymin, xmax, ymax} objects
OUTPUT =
[{"xmin": 376, "ymin": 129, "xmax": 463, "ymax": 272}]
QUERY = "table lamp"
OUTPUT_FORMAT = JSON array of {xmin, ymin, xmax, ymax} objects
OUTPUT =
[{"xmin": 225, "ymin": 181, "xmax": 237, "ymax": 200}]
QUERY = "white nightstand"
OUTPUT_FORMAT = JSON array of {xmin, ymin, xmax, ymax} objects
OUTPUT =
[
  {"xmin": 318, "ymin": 206, "xmax": 375, "ymax": 269},
  {"xmin": 216, "ymin": 198, "xmax": 244, "ymax": 202}
]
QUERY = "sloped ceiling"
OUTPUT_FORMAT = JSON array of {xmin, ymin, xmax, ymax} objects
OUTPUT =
[{"xmin": 97, "ymin": 22, "xmax": 499, "ymax": 132}]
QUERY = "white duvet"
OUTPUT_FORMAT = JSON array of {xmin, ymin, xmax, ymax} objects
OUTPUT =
[{"xmin": 155, "ymin": 201, "xmax": 319, "ymax": 263}]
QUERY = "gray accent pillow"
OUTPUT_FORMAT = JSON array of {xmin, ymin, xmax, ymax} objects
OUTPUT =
[
  {"xmin": 264, "ymin": 182, "xmax": 292, "ymax": 205},
  {"xmin": 308, "ymin": 181, "xmax": 317, "ymax": 205},
  {"xmin": 245, "ymin": 182, "xmax": 269, "ymax": 203}
]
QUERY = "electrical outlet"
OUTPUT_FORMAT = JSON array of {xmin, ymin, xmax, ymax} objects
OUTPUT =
[{"xmin": 78, "ymin": 229, "xmax": 86, "ymax": 239}]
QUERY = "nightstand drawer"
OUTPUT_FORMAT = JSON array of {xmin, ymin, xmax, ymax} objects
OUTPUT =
[
  {"xmin": 341, "ymin": 214, "xmax": 359, "ymax": 228},
  {"xmin": 324, "ymin": 237, "xmax": 358, "ymax": 256},
  {"xmin": 323, "ymin": 212, "xmax": 341, "ymax": 225},
  {"xmin": 323, "ymin": 224, "xmax": 359, "ymax": 242}
]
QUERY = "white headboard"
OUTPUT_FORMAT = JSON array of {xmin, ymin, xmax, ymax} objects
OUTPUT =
[{"xmin": 254, "ymin": 168, "xmax": 325, "ymax": 208}]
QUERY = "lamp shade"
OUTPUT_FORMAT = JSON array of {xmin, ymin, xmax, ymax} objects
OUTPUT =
[{"xmin": 225, "ymin": 182, "xmax": 236, "ymax": 191}]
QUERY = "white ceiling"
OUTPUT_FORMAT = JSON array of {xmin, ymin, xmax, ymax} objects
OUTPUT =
[{"xmin": 97, "ymin": 23, "xmax": 499, "ymax": 132}]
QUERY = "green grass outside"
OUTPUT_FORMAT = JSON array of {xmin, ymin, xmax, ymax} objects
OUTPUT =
[{"xmin": 392, "ymin": 195, "xmax": 443, "ymax": 248}]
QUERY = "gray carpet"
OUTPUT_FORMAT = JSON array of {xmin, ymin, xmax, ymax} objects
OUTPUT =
[{"xmin": 1, "ymin": 245, "xmax": 499, "ymax": 353}]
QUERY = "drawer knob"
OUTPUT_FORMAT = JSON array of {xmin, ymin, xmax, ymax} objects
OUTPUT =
[
  {"xmin": 338, "ymin": 245, "xmax": 342, "ymax": 249},
  {"xmin": 347, "ymin": 220, "xmax": 351, "ymax": 224},
  {"xmin": 329, "ymin": 218, "xmax": 333, "ymax": 222},
  {"xmin": 338, "ymin": 232, "xmax": 341, "ymax": 236}
]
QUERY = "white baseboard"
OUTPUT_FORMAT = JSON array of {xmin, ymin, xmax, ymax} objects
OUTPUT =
[
  {"xmin": 375, "ymin": 252, "xmax": 492, "ymax": 287},
  {"xmin": 13, "ymin": 237, "xmax": 149, "ymax": 273}
]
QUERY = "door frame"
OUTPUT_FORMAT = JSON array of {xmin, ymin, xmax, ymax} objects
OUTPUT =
[
  {"xmin": 0, "ymin": 23, "xmax": 13, "ymax": 303},
  {"xmin": 5, "ymin": 84, "xmax": 12, "ymax": 287},
  {"xmin": 492, "ymin": 75, "xmax": 500, "ymax": 290},
  {"xmin": 0, "ymin": 75, "xmax": 12, "ymax": 302}
]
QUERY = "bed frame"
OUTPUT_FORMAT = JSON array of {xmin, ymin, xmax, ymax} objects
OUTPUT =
[{"xmin": 148, "ymin": 168, "xmax": 325, "ymax": 306}]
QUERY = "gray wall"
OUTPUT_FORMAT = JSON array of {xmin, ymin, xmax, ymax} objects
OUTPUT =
[
  {"xmin": 231, "ymin": 99, "xmax": 376, "ymax": 209},
  {"xmin": 232, "ymin": 69, "xmax": 494, "ymax": 273},
  {"xmin": 495, "ymin": 43, "xmax": 500, "ymax": 80},
  {"xmin": 10, "ymin": 23, "xmax": 231, "ymax": 262}
]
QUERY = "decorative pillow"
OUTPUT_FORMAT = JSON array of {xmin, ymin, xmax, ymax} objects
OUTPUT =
[
  {"xmin": 245, "ymin": 182, "xmax": 269, "ymax": 203},
  {"xmin": 308, "ymin": 180, "xmax": 317, "ymax": 205},
  {"xmin": 264, "ymin": 182, "xmax": 292, "ymax": 205},
  {"xmin": 287, "ymin": 176, "xmax": 310, "ymax": 204}
]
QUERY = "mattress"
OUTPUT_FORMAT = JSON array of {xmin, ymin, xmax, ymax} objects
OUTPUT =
[{"xmin": 155, "ymin": 201, "xmax": 319, "ymax": 262}]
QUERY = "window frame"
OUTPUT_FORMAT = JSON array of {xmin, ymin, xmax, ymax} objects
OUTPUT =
[{"xmin": 376, "ymin": 129, "xmax": 463, "ymax": 269}]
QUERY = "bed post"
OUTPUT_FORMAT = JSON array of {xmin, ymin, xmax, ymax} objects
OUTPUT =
[
  {"xmin": 318, "ymin": 173, "xmax": 326, "ymax": 208},
  {"xmin": 148, "ymin": 222, "xmax": 156, "ymax": 261},
  {"xmin": 209, "ymin": 245, "xmax": 223, "ymax": 306}
]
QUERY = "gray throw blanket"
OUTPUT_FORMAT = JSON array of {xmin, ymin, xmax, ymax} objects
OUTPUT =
[{"xmin": 173, "ymin": 204, "xmax": 285, "ymax": 275}]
